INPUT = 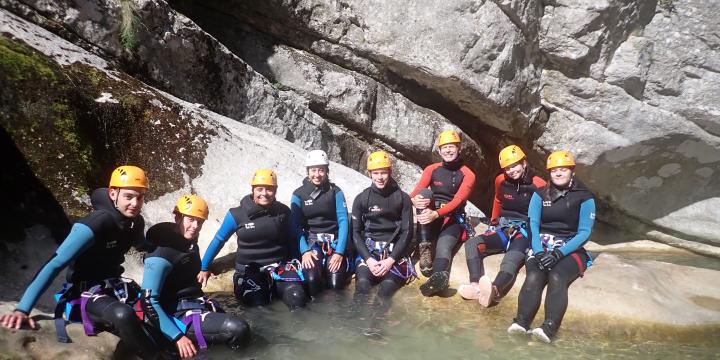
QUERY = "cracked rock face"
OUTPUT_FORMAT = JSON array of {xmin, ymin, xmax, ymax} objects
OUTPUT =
[{"xmin": 2, "ymin": 0, "xmax": 719, "ymax": 249}]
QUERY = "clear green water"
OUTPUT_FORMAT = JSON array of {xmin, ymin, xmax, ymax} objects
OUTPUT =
[{"xmin": 203, "ymin": 285, "xmax": 720, "ymax": 360}]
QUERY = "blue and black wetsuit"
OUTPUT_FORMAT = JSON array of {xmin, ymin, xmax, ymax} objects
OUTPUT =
[
  {"xmin": 464, "ymin": 167, "xmax": 546, "ymax": 297},
  {"xmin": 201, "ymin": 195, "xmax": 307, "ymax": 309},
  {"xmin": 15, "ymin": 188, "xmax": 156, "ymax": 358},
  {"xmin": 141, "ymin": 222, "xmax": 250, "ymax": 349},
  {"xmin": 514, "ymin": 179, "xmax": 596, "ymax": 338},
  {"xmin": 352, "ymin": 179, "xmax": 413, "ymax": 298},
  {"xmin": 290, "ymin": 178, "xmax": 350, "ymax": 294}
]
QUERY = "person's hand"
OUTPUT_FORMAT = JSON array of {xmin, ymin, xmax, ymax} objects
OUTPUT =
[
  {"xmin": 176, "ymin": 336, "xmax": 197, "ymax": 359},
  {"xmin": 0, "ymin": 311, "xmax": 35, "ymax": 330},
  {"xmin": 365, "ymin": 257, "xmax": 383, "ymax": 277},
  {"xmin": 197, "ymin": 271, "xmax": 212, "ymax": 287},
  {"xmin": 540, "ymin": 249, "xmax": 563, "ymax": 270},
  {"xmin": 412, "ymin": 195, "xmax": 431, "ymax": 209},
  {"xmin": 302, "ymin": 251, "xmax": 318, "ymax": 269},
  {"xmin": 417, "ymin": 209, "xmax": 439, "ymax": 225},
  {"xmin": 376, "ymin": 257, "xmax": 395, "ymax": 277},
  {"xmin": 327, "ymin": 253, "xmax": 343, "ymax": 273}
]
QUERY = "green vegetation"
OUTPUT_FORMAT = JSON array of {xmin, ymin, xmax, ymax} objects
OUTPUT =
[
  {"xmin": 0, "ymin": 37, "xmax": 57, "ymax": 83},
  {"xmin": 120, "ymin": 0, "xmax": 140, "ymax": 52},
  {"xmin": 658, "ymin": 0, "xmax": 676, "ymax": 12}
]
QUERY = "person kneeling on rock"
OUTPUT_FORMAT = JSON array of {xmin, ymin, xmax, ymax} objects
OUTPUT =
[
  {"xmin": 508, "ymin": 151, "xmax": 595, "ymax": 343},
  {"xmin": 0, "ymin": 166, "xmax": 160, "ymax": 359},
  {"xmin": 352, "ymin": 151, "xmax": 415, "ymax": 301},
  {"xmin": 141, "ymin": 194, "xmax": 250, "ymax": 359},
  {"xmin": 197, "ymin": 169, "xmax": 308, "ymax": 310}
]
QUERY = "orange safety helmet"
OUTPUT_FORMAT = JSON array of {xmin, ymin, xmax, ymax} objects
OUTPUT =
[
  {"xmin": 175, "ymin": 194, "xmax": 209, "ymax": 220},
  {"xmin": 251, "ymin": 169, "xmax": 278, "ymax": 187},
  {"xmin": 546, "ymin": 150, "xmax": 576, "ymax": 169},
  {"xmin": 367, "ymin": 151, "xmax": 392, "ymax": 170},
  {"xmin": 498, "ymin": 145, "xmax": 526, "ymax": 168},
  {"xmin": 109, "ymin": 165, "xmax": 148, "ymax": 189},
  {"xmin": 437, "ymin": 130, "xmax": 462, "ymax": 148}
]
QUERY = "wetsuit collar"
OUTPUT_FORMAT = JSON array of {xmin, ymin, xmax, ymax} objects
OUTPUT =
[
  {"xmin": 505, "ymin": 166, "xmax": 536, "ymax": 185},
  {"xmin": 302, "ymin": 177, "xmax": 330, "ymax": 200},
  {"xmin": 241, "ymin": 194, "xmax": 278, "ymax": 219},
  {"xmin": 149, "ymin": 222, "xmax": 197, "ymax": 251},
  {"xmin": 442, "ymin": 156, "xmax": 464, "ymax": 171}
]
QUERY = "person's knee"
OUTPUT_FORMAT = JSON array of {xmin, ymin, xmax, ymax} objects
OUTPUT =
[
  {"xmin": 327, "ymin": 271, "xmax": 347, "ymax": 290},
  {"xmin": 499, "ymin": 251, "xmax": 525, "ymax": 274},
  {"xmin": 547, "ymin": 271, "xmax": 567, "ymax": 289},
  {"xmin": 464, "ymin": 238, "xmax": 482, "ymax": 258},
  {"xmin": 355, "ymin": 277, "xmax": 372, "ymax": 294},
  {"xmin": 223, "ymin": 317, "xmax": 251, "ymax": 348},
  {"xmin": 304, "ymin": 268, "xmax": 323, "ymax": 296},
  {"xmin": 282, "ymin": 285, "xmax": 307, "ymax": 309},
  {"xmin": 108, "ymin": 304, "xmax": 138, "ymax": 328}
]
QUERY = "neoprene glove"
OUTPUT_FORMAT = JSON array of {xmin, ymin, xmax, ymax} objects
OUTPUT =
[{"xmin": 539, "ymin": 249, "xmax": 563, "ymax": 270}]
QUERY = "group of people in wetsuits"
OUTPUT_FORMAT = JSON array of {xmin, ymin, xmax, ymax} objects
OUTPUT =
[{"xmin": 0, "ymin": 129, "xmax": 595, "ymax": 358}]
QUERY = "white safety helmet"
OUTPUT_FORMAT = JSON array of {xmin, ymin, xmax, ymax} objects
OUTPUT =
[{"xmin": 305, "ymin": 150, "xmax": 330, "ymax": 167}]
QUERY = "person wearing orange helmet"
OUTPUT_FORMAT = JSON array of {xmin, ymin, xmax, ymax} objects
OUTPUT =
[
  {"xmin": 409, "ymin": 130, "xmax": 476, "ymax": 297},
  {"xmin": 352, "ymin": 151, "xmax": 414, "ymax": 300},
  {"xmin": 141, "ymin": 194, "xmax": 250, "ymax": 358},
  {"xmin": 458, "ymin": 145, "xmax": 546, "ymax": 307},
  {"xmin": 197, "ymin": 169, "xmax": 308, "ymax": 310},
  {"xmin": 0, "ymin": 165, "xmax": 159, "ymax": 358},
  {"xmin": 508, "ymin": 151, "xmax": 596, "ymax": 343}
]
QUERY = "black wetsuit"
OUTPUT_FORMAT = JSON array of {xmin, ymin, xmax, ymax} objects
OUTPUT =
[
  {"xmin": 352, "ymin": 180, "xmax": 413, "ymax": 298},
  {"xmin": 15, "ymin": 188, "xmax": 156, "ymax": 358},
  {"xmin": 514, "ymin": 179, "xmax": 596, "ymax": 338},
  {"xmin": 201, "ymin": 195, "xmax": 307, "ymax": 309},
  {"xmin": 464, "ymin": 168, "xmax": 546, "ymax": 297},
  {"xmin": 290, "ymin": 178, "xmax": 351, "ymax": 295},
  {"xmin": 142, "ymin": 223, "xmax": 250, "ymax": 349}
]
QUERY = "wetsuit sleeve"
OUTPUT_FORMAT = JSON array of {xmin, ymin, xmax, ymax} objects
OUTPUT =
[
  {"xmin": 528, "ymin": 193, "xmax": 544, "ymax": 255},
  {"xmin": 16, "ymin": 224, "xmax": 95, "ymax": 314},
  {"xmin": 557, "ymin": 199, "xmax": 596, "ymax": 256},
  {"xmin": 490, "ymin": 174, "xmax": 504, "ymax": 224},
  {"xmin": 334, "ymin": 190, "xmax": 350, "ymax": 255},
  {"xmin": 141, "ymin": 257, "xmax": 184, "ymax": 341},
  {"xmin": 409, "ymin": 165, "xmax": 434, "ymax": 198},
  {"xmin": 390, "ymin": 193, "xmax": 413, "ymax": 260},
  {"xmin": 532, "ymin": 176, "xmax": 547, "ymax": 189},
  {"xmin": 437, "ymin": 166, "xmax": 476, "ymax": 217},
  {"xmin": 352, "ymin": 193, "xmax": 372, "ymax": 261},
  {"xmin": 290, "ymin": 194, "xmax": 309, "ymax": 254},
  {"xmin": 200, "ymin": 211, "xmax": 237, "ymax": 271}
]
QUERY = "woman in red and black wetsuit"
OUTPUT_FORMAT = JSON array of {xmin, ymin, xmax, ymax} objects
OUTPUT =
[
  {"xmin": 459, "ymin": 145, "xmax": 546, "ymax": 307},
  {"xmin": 410, "ymin": 130, "xmax": 476, "ymax": 297}
]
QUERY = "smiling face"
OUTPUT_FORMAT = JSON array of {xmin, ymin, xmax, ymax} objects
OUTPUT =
[
  {"xmin": 503, "ymin": 160, "xmax": 527, "ymax": 180},
  {"xmin": 369, "ymin": 168, "xmax": 391, "ymax": 189},
  {"xmin": 175, "ymin": 213, "xmax": 205, "ymax": 240},
  {"xmin": 253, "ymin": 185, "xmax": 277, "ymax": 207},
  {"xmin": 438, "ymin": 143, "xmax": 460, "ymax": 163},
  {"xmin": 109, "ymin": 187, "xmax": 146, "ymax": 218},
  {"xmin": 550, "ymin": 167, "xmax": 574, "ymax": 187},
  {"xmin": 307, "ymin": 166, "xmax": 328, "ymax": 186}
]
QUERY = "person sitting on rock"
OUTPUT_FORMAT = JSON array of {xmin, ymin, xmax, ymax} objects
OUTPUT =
[
  {"xmin": 508, "ymin": 151, "xmax": 596, "ymax": 343},
  {"xmin": 197, "ymin": 169, "xmax": 308, "ymax": 310},
  {"xmin": 352, "ymin": 151, "xmax": 414, "ymax": 300},
  {"xmin": 410, "ymin": 130, "xmax": 476, "ymax": 297},
  {"xmin": 459, "ymin": 145, "xmax": 546, "ymax": 307},
  {"xmin": 141, "ymin": 194, "xmax": 250, "ymax": 359},
  {"xmin": 291, "ymin": 150, "xmax": 352, "ymax": 296},
  {"xmin": 0, "ymin": 166, "xmax": 159, "ymax": 359}
]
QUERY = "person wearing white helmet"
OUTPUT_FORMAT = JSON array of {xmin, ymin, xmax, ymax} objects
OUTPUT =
[{"xmin": 290, "ymin": 150, "xmax": 352, "ymax": 296}]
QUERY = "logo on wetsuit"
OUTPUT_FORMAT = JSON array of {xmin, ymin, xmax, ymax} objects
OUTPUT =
[
  {"xmin": 369, "ymin": 205, "xmax": 381, "ymax": 212},
  {"xmin": 433, "ymin": 181, "xmax": 443, "ymax": 186},
  {"xmin": 504, "ymin": 194, "xmax": 514, "ymax": 200},
  {"xmin": 542, "ymin": 201, "xmax": 552, "ymax": 207},
  {"xmin": 106, "ymin": 240, "xmax": 117, "ymax": 249},
  {"xmin": 304, "ymin": 199, "xmax": 314, "ymax": 206},
  {"xmin": 244, "ymin": 223, "xmax": 255, "ymax": 229}
]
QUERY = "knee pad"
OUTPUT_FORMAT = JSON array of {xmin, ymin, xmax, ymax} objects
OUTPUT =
[
  {"xmin": 281, "ymin": 285, "xmax": 307, "ymax": 309},
  {"xmin": 109, "ymin": 304, "xmax": 138, "ymax": 328},
  {"xmin": 233, "ymin": 270, "xmax": 272, "ymax": 307},
  {"xmin": 547, "ymin": 271, "xmax": 566, "ymax": 289},
  {"xmin": 327, "ymin": 271, "xmax": 348, "ymax": 290},
  {"xmin": 223, "ymin": 317, "xmax": 251, "ymax": 348},
  {"xmin": 303, "ymin": 267, "xmax": 323, "ymax": 296}
]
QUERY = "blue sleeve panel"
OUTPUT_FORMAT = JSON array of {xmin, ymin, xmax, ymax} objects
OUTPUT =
[
  {"xmin": 558, "ymin": 199, "xmax": 596, "ymax": 256},
  {"xmin": 200, "ymin": 211, "xmax": 237, "ymax": 271},
  {"xmin": 528, "ymin": 193, "xmax": 544, "ymax": 255},
  {"xmin": 16, "ymin": 223, "xmax": 95, "ymax": 314},
  {"xmin": 334, "ymin": 190, "xmax": 349, "ymax": 255},
  {"xmin": 290, "ymin": 194, "xmax": 309, "ymax": 254},
  {"xmin": 141, "ymin": 257, "xmax": 184, "ymax": 341}
]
